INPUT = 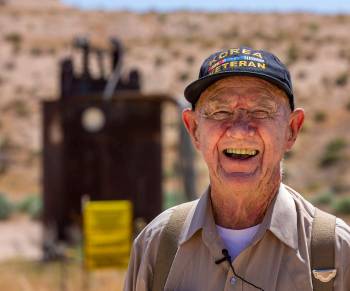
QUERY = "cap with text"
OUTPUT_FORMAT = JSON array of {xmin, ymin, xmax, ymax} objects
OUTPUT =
[{"xmin": 184, "ymin": 47, "xmax": 295, "ymax": 110}]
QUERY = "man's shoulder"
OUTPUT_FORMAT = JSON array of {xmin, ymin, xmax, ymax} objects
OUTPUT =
[
  {"xmin": 282, "ymin": 184, "xmax": 315, "ymax": 219},
  {"xmin": 133, "ymin": 207, "xmax": 174, "ymax": 247},
  {"xmin": 134, "ymin": 200, "xmax": 197, "ymax": 247},
  {"xmin": 283, "ymin": 184, "xmax": 350, "ymax": 245},
  {"xmin": 335, "ymin": 217, "xmax": 350, "ymax": 248}
]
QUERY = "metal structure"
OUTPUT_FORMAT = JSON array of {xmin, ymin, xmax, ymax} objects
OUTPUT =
[{"xmin": 42, "ymin": 38, "xmax": 177, "ymax": 251}]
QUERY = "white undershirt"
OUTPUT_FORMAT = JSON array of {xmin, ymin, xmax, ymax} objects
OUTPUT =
[{"xmin": 216, "ymin": 223, "xmax": 261, "ymax": 261}]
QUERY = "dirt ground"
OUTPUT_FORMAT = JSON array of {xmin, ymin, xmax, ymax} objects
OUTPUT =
[{"xmin": 0, "ymin": 215, "xmax": 42, "ymax": 261}]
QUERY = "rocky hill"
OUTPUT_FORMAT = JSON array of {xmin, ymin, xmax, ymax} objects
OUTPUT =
[{"xmin": 0, "ymin": 0, "xmax": 350, "ymax": 208}]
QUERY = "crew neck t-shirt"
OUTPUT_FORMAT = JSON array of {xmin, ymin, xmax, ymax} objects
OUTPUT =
[{"xmin": 216, "ymin": 223, "xmax": 261, "ymax": 261}]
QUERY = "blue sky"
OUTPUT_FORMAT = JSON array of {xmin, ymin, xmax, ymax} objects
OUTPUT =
[{"xmin": 62, "ymin": 0, "xmax": 350, "ymax": 14}]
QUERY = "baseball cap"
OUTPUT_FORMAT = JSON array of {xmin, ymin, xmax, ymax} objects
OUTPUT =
[{"xmin": 184, "ymin": 47, "xmax": 295, "ymax": 110}]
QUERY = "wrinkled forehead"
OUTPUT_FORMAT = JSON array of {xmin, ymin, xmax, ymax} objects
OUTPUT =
[{"xmin": 196, "ymin": 76, "xmax": 289, "ymax": 109}]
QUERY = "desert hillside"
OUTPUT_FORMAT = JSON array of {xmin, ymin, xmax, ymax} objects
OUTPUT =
[{"xmin": 0, "ymin": 0, "xmax": 350, "ymax": 207}]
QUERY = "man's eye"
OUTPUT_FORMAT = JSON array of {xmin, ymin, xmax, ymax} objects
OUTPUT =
[
  {"xmin": 250, "ymin": 110, "xmax": 271, "ymax": 119},
  {"xmin": 210, "ymin": 111, "xmax": 232, "ymax": 120}
]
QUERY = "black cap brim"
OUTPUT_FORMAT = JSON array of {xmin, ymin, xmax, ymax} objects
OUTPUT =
[{"xmin": 184, "ymin": 71, "xmax": 294, "ymax": 110}]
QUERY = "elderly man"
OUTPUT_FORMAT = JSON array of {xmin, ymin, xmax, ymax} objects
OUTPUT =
[{"xmin": 124, "ymin": 47, "xmax": 350, "ymax": 291}]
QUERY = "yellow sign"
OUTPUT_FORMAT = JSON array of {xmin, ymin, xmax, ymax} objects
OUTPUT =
[{"xmin": 83, "ymin": 200, "xmax": 132, "ymax": 270}]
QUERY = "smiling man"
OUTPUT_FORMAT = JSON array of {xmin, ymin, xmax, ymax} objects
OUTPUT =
[{"xmin": 124, "ymin": 47, "xmax": 350, "ymax": 291}]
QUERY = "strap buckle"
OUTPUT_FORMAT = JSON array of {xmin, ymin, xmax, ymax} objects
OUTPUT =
[{"xmin": 312, "ymin": 269, "xmax": 337, "ymax": 282}]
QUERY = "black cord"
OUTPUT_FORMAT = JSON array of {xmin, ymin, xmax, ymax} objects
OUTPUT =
[{"xmin": 220, "ymin": 249, "xmax": 264, "ymax": 291}]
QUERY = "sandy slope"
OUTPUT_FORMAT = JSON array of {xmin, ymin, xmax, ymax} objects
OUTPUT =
[{"xmin": 0, "ymin": 0, "xmax": 350, "ymax": 259}]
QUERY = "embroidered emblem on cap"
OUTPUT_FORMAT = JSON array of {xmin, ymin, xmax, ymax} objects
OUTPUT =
[
  {"xmin": 312, "ymin": 269, "xmax": 337, "ymax": 282},
  {"xmin": 207, "ymin": 48, "xmax": 267, "ymax": 76}
]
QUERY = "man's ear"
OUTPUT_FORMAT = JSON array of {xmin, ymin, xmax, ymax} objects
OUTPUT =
[
  {"xmin": 286, "ymin": 108, "xmax": 305, "ymax": 151},
  {"xmin": 182, "ymin": 108, "xmax": 200, "ymax": 150}
]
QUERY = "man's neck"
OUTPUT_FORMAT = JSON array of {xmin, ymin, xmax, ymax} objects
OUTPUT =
[{"xmin": 210, "ymin": 180, "xmax": 280, "ymax": 229}]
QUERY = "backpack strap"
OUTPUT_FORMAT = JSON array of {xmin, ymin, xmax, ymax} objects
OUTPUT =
[
  {"xmin": 152, "ymin": 201, "xmax": 195, "ymax": 291},
  {"xmin": 311, "ymin": 207, "xmax": 337, "ymax": 291}
]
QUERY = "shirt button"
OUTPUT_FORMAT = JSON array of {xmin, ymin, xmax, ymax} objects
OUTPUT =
[{"xmin": 230, "ymin": 276, "xmax": 237, "ymax": 285}]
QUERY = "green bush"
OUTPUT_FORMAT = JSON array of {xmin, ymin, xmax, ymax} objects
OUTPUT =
[
  {"xmin": 186, "ymin": 55, "xmax": 195, "ymax": 65},
  {"xmin": 154, "ymin": 56, "xmax": 164, "ymax": 67},
  {"xmin": 17, "ymin": 195, "xmax": 42, "ymax": 220},
  {"xmin": 30, "ymin": 47, "xmax": 43, "ymax": 57},
  {"xmin": 335, "ymin": 72, "xmax": 348, "ymax": 87},
  {"xmin": 286, "ymin": 43, "xmax": 299, "ymax": 65},
  {"xmin": 163, "ymin": 191, "xmax": 186, "ymax": 210},
  {"xmin": 4, "ymin": 32, "xmax": 22, "ymax": 53},
  {"xmin": 0, "ymin": 193, "xmax": 13, "ymax": 220},
  {"xmin": 332, "ymin": 197, "xmax": 350, "ymax": 214},
  {"xmin": 178, "ymin": 72, "xmax": 190, "ymax": 82},
  {"xmin": 308, "ymin": 22, "xmax": 319, "ymax": 33},
  {"xmin": 345, "ymin": 101, "xmax": 350, "ymax": 111},
  {"xmin": 319, "ymin": 138, "xmax": 347, "ymax": 168},
  {"xmin": 313, "ymin": 111, "xmax": 327, "ymax": 123},
  {"xmin": 4, "ymin": 32, "xmax": 22, "ymax": 45},
  {"xmin": 310, "ymin": 191, "xmax": 334, "ymax": 206}
]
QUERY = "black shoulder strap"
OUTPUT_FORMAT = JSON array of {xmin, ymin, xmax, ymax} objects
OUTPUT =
[
  {"xmin": 311, "ymin": 207, "xmax": 337, "ymax": 291},
  {"xmin": 152, "ymin": 201, "xmax": 195, "ymax": 291}
]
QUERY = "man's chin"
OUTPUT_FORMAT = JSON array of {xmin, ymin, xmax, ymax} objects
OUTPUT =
[{"xmin": 218, "ymin": 168, "xmax": 260, "ymax": 186}]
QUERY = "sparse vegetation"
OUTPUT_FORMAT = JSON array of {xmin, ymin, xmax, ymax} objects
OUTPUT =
[
  {"xmin": 178, "ymin": 71, "xmax": 190, "ymax": 82},
  {"xmin": 0, "ymin": 194, "xmax": 13, "ymax": 220},
  {"xmin": 4, "ymin": 32, "xmax": 22, "ymax": 53},
  {"xmin": 335, "ymin": 72, "xmax": 348, "ymax": 87},
  {"xmin": 319, "ymin": 138, "xmax": 347, "ymax": 168},
  {"xmin": 0, "ymin": 193, "xmax": 42, "ymax": 220},
  {"xmin": 332, "ymin": 197, "xmax": 350, "ymax": 214},
  {"xmin": 30, "ymin": 47, "xmax": 44, "ymax": 57},
  {"xmin": 154, "ymin": 56, "xmax": 164, "ymax": 67},
  {"xmin": 313, "ymin": 111, "xmax": 327, "ymax": 123},
  {"xmin": 4, "ymin": 61, "xmax": 15, "ymax": 71},
  {"xmin": 220, "ymin": 27, "xmax": 239, "ymax": 39},
  {"xmin": 159, "ymin": 36, "xmax": 172, "ymax": 48},
  {"xmin": 297, "ymin": 70, "xmax": 307, "ymax": 80},
  {"xmin": 5, "ymin": 99, "xmax": 31, "ymax": 118},
  {"xmin": 305, "ymin": 52, "xmax": 315, "ymax": 61},
  {"xmin": 310, "ymin": 191, "xmax": 334, "ymax": 206},
  {"xmin": 308, "ymin": 22, "xmax": 319, "ymax": 33},
  {"xmin": 164, "ymin": 191, "xmax": 186, "ymax": 209},
  {"xmin": 346, "ymin": 100, "xmax": 350, "ymax": 111},
  {"xmin": 185, "ymin": 55, "xmax": 195, "ymax": 65},
  {"xmin": 331, "ymin": 182, "xmax": 349, "ymax": 193},
  {"xmin": 17, "ymin": 195, "xmax": 42, "ymax": 220},
  {"xmin": 157, "ymin": 13, "xmax": 167, "ymax": 23},
  {"xmin": 286, "ymin": 43, "xmax": 299, "ymax": 65},
  {"xmin": 338, "ymin": 48, "xmax": 350, "ymax": 60},
  {"xmin": 171, "ymin": 49, "xmax": 181, "ymax": 58},
  {"xmin": 48, "ymin": 47, "xmax": 57, "ymax": 55},
  {"xmin": 0, "ymin": 136, "xmax": 11, "ymax": 174}
]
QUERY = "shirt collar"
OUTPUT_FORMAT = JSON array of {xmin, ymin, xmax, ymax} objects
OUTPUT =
[
  {"xmin": 178, "ymin": 186, "xmax": 212, "ymax": 244},
  {"xmin": 260, "ymin": 183, "xmax": 298, "ymax": 250},
  {"xmin": 179, "ymin": 183, "xmax": 298, "ymax": 250}
]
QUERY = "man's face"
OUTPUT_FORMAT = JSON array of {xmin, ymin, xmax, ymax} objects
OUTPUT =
[{"xmin": 183, "ymin": 76, "xmax": 304, "ymax": 193}]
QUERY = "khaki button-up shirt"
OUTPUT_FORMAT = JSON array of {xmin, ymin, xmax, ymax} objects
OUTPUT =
[{"xmin": 124, "ymin": 184, "xmax": 350, "ymax": 290}]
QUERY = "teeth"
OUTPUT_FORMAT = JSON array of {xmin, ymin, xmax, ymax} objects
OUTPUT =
[{"xmin": 225, "ymin": 148, "xmax": 257, "ymax": 155}]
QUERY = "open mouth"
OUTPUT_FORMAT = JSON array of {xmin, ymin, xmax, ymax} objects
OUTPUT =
[{"xmin": 223, "ymin": 148, "xmax": 259, "ymax": 160}]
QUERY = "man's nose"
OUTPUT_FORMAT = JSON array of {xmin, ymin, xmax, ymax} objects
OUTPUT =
[{"xmin": 225, "ymin": 115, "xmax": 255, "ymax": 138}]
